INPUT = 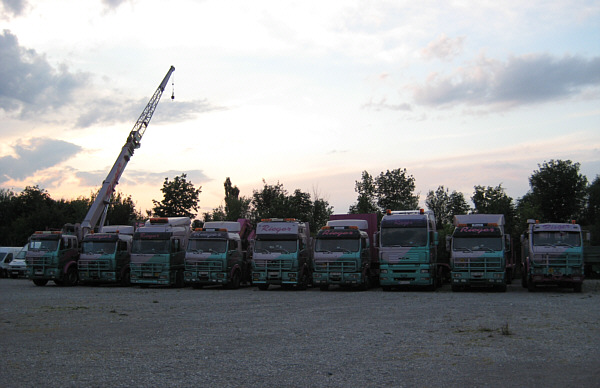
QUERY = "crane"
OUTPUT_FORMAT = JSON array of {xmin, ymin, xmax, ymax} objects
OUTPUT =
[{"xmin": 80, "ymin": 66, "xmax": 175, "ymax": 236}]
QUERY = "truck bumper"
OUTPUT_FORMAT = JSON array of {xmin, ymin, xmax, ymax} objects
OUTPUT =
[
  {"xmin": 379, "ymin": 264, "xmax": 434, "ymax": 286},
  {"xmin": 312, "ymin": 271, "xmax": 361, "ymax": 286},
  {"xmin": 184, "ymin": 270, "xmax": 228, "ymax": 285},
  {"xmin": 252, "ymin": 270, "xmax": 300, "ymax": 285},
  {"xmin": 451, "ymin": 271, "xmax": 505, "ymax": 286}
]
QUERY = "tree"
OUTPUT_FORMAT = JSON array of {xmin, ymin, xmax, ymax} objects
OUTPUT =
[
  {"xmin": 152, "ymin": 173, "xmax": 202, "ymax": 219},
  {"xmin": 349, "ymin": 171, "xmax": 378, "ymax": 214},
  {"xmin": 223, "ymin": 177, "xmax": 251, "ymax": 221},
  {"xmin": 471, "ymin": 184, "xmax": 516, "ymax": 234},
  {"xmin": 375, "ymin": 168, "xmax": 419, "ymax": 211},
  {"xmin": 426, "ymin": 186, "xmax": 471, "ymax": 228},
  {"xmin": 528, "ymin": 159, "xmax": 588, "ymax": 222},
  {"xmin": 251, "ymin": 180, "xmax": 289, "ymax": 221}
]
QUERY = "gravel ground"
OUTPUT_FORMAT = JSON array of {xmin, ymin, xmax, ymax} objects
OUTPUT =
[{"xmin": 1, "ymin": 278, "xmax": 599, "ymax": 387}]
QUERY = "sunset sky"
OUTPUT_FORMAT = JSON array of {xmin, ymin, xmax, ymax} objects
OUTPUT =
[{"xmin": 1, "ymin": 0, "xmax": 599, "ymax": 219}]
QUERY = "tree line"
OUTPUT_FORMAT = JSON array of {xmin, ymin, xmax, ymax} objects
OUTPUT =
[{"xmin": 0, "ymin": 159, "xmax": 598, "ymax": 247}]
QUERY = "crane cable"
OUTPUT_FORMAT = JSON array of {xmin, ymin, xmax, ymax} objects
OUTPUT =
[{"xmin": 171, "ymin": 72, "xmax": 175, "ymax": 100}]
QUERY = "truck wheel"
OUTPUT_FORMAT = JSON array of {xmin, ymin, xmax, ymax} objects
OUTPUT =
[
  {"xmin": 120, "ymin": 268, "xmax": 131, "ymax": 287},
  {"xmin": 527, "ymin": 278, "xmax": 536, "ymax": 292},
  {"xmin": 521, "ymin": 273, "xmax": 527, "ymax": 288},
  {"xmin": 33, "ymin": 279, "xmax": 48, "ymax": 286},
  {"xmin": 63, "ymin": 266, "xmax": 78, "ymax": 286},
  {"xmin": 174, "ymin": 269, "xmax": 185, "ymax": 288},
  {"xmin": 258, "ymin": 283, "xmax": 269, "ymax": 291},
  {"xmin": 229, "ymin": 270, "xmax": 241, "ymax": 290},
  {"xmin": 573, "ymin": 283, "xmax": 582, "ymax": 293},
  {"xmin": 359, "ymin": 273, "xmax": 371, "ymax": 291}
]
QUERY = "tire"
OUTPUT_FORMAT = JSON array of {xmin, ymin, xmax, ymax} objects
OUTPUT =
[
  {"xmin": 33, "ymin": 279, "xmax": 48, "ymax": 286},
  {"xmin": 120, "ymin": 268, "xmax": 131, "ymax": 287},
  {"xmin": 297, "ymin": 270, "xmax": 309, "ymax": 290},
  {"xmin": 257, "ymin": 283, "xmax": 269, "ymax": 291},
  {"xmin": 63, "ymin": 266, "xmax": 78, "ymax": 287},
  {"xmin": 359, "ymin": 271, "xmax": 371, "ymax": 291},
  {"xmin": 228, "ymin": 270, "xmax": 241, "ymax": 290},
  {"xmin": 174, "ymin": 269, "xmax": 185, "ymax": 288},
  {"xmin": 527, "ymin": 277, "xmax": 536, "ymax": 292},
  {"xmin": 521, "ymin": 272, "xmax": 528, "ymax": 288}
]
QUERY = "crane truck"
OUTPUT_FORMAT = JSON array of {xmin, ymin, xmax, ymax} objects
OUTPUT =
[
  {"xmin": 130, "ymin": 217, "xmax": 191, "ymax": 287},
  {"xmin": 25, "ymin": 66, "xmax": 175, "ymax": 287},
  {"xmin": 313, "ymin": 213, "xmax": 378, "ymax": 291},
  {"xmin": 378, "ymin": 209, "xmax": 441, "ymax": 291},
  {"xmin": 521, "ymin": 220, "xmax": 585, "ymax": 292},
  {"xmin": 251, "ymin": 218, "xmax": 312, "ymax": 290},
  {"xmin": 447, "ymin": 214, "xmax": 513, "ymax": 292},
  {"xmin": 184, "ymin": 219, "xmax": 254, "ymax": 289}
]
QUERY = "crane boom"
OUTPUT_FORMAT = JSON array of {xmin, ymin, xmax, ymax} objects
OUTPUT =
[{"xmin": 81, "ymin": 66, "xmax": 175, "ymax": 235}]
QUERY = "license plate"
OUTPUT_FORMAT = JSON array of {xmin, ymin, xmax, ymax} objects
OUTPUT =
[
  {"xmin": 268, "ymin": 271, "xmax": 279, "ymax": 277},
  {"xmin": 200, "ymin": 272, "xmax": 208, "ymax": 276},
  {"xmin": 143, "ymin": 272, "xmax": 153, "ymax": 278},
  {"xmin": 399, "ymin": 281, "xmax": 410, "ymax": 285},
  {"xmin": 330, "ymin": 272, "xmax": 341, "ymax": 276},
  {"xmin": 35, "ymin": 270, "xmax": 43, "ymax": 275},
  {"xmin": 472, "ymin": 272, "xmax": 483, "ymax": 277}
]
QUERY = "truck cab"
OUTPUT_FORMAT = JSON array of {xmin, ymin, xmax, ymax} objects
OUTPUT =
[
  {"xmin": 448, "ymin": 214, "xmax": 512, "ymax": 292},
  {"xmin": 251, "ymin": 219, "xmax": 312, "ymax": 290},
  {"xmin": 130, "ymin": 217, "xmax": 190, "ymax": 287},
  {"xmin": 313, "ymin": 219, "xmax": 374, "ymax": 291},
  {"xmin": 78, "ymin": 225, "xmax": 133, "ymax": 286},
  {"xmin": 184, "ymin": 220, "xmax": 252, "ymax": 289},
  {"xmin": 521, "ymin": 220, "xmax": 584, "ymax": 292},
  {"xmin": 378, "ymin": 209, "xmax": 440, "ymax": 291},
  {"xmin": 26, "ymin": 230, "xmax": 80, "ymax": 286}
]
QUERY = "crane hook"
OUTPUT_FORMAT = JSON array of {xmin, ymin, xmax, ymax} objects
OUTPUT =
[{"xmin": 171, "ymin": 75, "xmax": 175, "ymax": 100}]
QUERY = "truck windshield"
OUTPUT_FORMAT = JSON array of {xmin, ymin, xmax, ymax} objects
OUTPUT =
[
  {"xmin": 315, "ymin": 239, "xmax": 359, "ymax": 253},
  {"xmin": 29, "ymin": 240, "xmax": 58, "ymax": 252},
  {"xmin": 131, "ymin": 239, "xmax": 170, "ymax": 254},
  {"xmin": 381, "ymin": 227, "xmax": 427, "ymax": 247},
  {"xmin": 453, "ymin": 237, "xmax": 502, "ymax": 252},
  {"xmin": 533, "ymin": 231, "xmax": 581, "ymax": 247},
  {"xmin": 187, "ymin": 240, "xmax": 227, "ymax": 253},
  {"xmin": 82, "ymin": 241, "xmax": 116, "ymax": 254},
  {"xmin": 254, "ymin": 240, "xmax": 297, "ymax": 254}
]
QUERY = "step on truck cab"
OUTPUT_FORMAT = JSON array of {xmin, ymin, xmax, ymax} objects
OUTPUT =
[
  {"xmin": 184, "ymin": 219, "xmax": 253, "ymax": 289},
  {"xmin": 521, "ymin": 220, "xmax": 584, "ymax": 292},
  {"xmin": 25, "ymin": 224, "xmax": 81, "ymax": 286},
  {"xmin": 448, "ymin": 214, "xmax": 513, "ymax": 292},
  {"xmin": 252, "ymin": 218, "xmax": 312, "ymax": 290},
  {"xmin": 78, "ymin": 225, "xmax": 134, "ymax": 286},
  {"xmin": 378, "ymin": 209, "xmax": 440, "ymax": 291},
  {"xmin": 130, "ymin": 217, "xmax": 191, "ymax": 287},
  {"xmin": 313, "ymin": 213, "xmax": 378, "ymax": 291}
]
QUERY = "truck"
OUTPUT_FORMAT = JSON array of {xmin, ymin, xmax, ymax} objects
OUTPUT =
[
  {"xmin": 78, "ymin": 225, "xmax": 134, "ymax": 286},
  {"xmin": 312, "ymin": 213, "xmax": 378, "ymax": 291},
  {"xmin": 25, "ymin": 224, "xmax": 81, "ymax": 286},
  {"xmin": 447, "ymin": 214, "xmax": 514, "ymax": 292},
  {"xmin": 130, "ymin": 217, "xmax": 191, "ymax": 287},
  {"xmin": 377, "ymin": 209, "xmax": 441, "ymax": 291},
  {"xmin": 184, "ymin": 219, "xmax": 254, "ymax": 289},
  {"xmin": 521, "ymin": 219, "xmax": 584, "ymax": 292},
  {"xmin": 251, "ymin": 218, "xmax": 312, "ymax": 290}
]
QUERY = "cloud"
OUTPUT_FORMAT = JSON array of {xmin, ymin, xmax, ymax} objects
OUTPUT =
[
  {"xmin": 0, "ymin": 137, "xmax": 82, "ymax": 183},
  {"xmin": 362, "ymin": 97, "xmax": 411, "ymax": 111},
  {"xmin": 411, "ymin": 54, "xmax": 600, "ymax": 109},
  {"xmin": 0, "ymin": 30, "xmax": 89, "ymax": 117},
  {"xmin": 0, "ymin": 0, "xmax": 29, "ymax": 18},
  {"xmin": 421, "ymin": 34, "xmax": 465, "ymax": 61}
]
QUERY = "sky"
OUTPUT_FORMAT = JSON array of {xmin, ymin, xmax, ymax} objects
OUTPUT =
[{"xmin": 1, "ymin": 0, "xmax": 599, "ymax": 221}]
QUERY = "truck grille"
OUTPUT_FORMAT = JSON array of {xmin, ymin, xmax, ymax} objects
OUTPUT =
[
  {"xmin": 253, "ymin": 259, "xmax": 292, "ymax": 270},
  {"xmin": 185, "ymin": 260, "xmax": 223, "ymax": 271},
  {"xmin": 453, "ymin": 258, "xmax": 503, "ymax": 271},
  {"xmin": 532, "ymin": 254, "xmax": 581, "ymax": 266},
  {"xmin": 79, "ymin": 259, "xmax": 111, "ymax": 270},
  {"xmin": 314, "ymin": 260, "xmax": 357, "ymax": 272}
]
